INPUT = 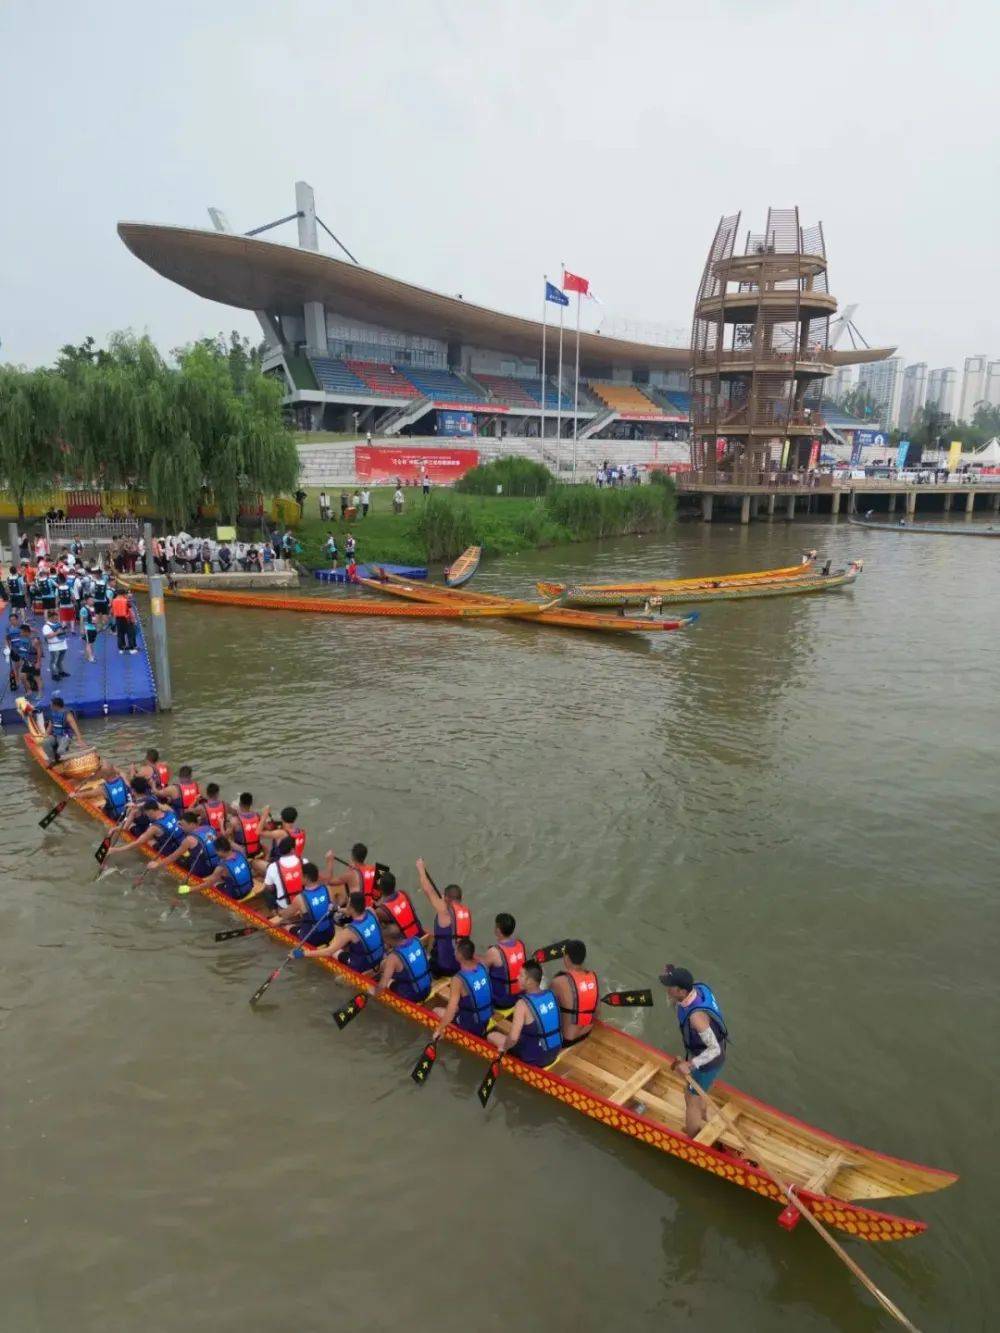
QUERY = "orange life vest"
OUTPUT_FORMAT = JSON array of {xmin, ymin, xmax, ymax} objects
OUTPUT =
[
  {"xmin": 380, "ymin": 889, "xmax": 422, "ymax": 939},
  {"xmin": 204, "ymin": 799, "xmax": 227, "ymax": 832},
  {"xmin": 557, "ymin": 968, "xmax": 599, "ymax": 1029},
  {"xmin": 154, "ymin": 762, "xmax": 170, "ymax": 787},
  {"xmin": 177, "ymin": 779, "xmax": 200, "ymax": 810},
  {"xmin": 358, "ymin": 863, "xmax": 378, "ymax": 907},
  {"xmin": 276, "ymin": 855, "xmax": 303, "ymax": 903},
  {"xmin": 237, "ymin": 810, "xmax": 261, "ymax": 856}
]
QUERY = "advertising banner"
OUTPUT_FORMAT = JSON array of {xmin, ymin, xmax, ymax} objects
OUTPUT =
[
  {"xmin": 895, "ymin": 440, "xmax": 910, "ymax": 469},
  {"xmin": 354, "ymin": 446, "xmax": 480, "ymax": 484},
  {"xmin": 808, "ymin": 439, "xmax": 821, "ymax": 469},
  {"xmin": 854, "ymin": 430, "xmax": 888, "ymax": 449},
  {"xmin": 947, "ymin": 440, "xmax": 963, "ymax": 472},
  {"xmin": 437, "ymin": 410, "xmax": 476, "ymax": 438},
  {"xmin": 780, "ymin": 439, "xmax": 790, "ymax": 469},
  {"xmin": 850, "ymin": 436, "xmax": 864, "ymax": 466}
]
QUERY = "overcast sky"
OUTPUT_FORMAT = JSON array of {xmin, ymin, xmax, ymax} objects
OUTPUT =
[{"xmin": 2, "ymin": 0, "xmax": 997, "ymax": 372}]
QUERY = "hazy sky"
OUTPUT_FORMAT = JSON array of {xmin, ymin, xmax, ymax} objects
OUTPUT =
[{"xmin": 2, "ymin": 0, "xmax": 998, "ymax": 371}]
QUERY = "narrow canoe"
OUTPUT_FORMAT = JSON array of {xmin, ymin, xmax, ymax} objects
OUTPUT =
[
  {"xmin": 121, "ymin": 580, "xmax": 539, "ymax": 619},
  {"xmin": 558, "ymin": 561, "xmax": 864, "ymax": 608},
  {"xmin": 848, "ymin": 516, "xmax": 1000, "ymax": 538},
  {"xmin": 22, "ymin": 724, "xmax": 957, "ymax": 1240},
  {"xmin": 445, "ymin": 545, "xmax": 482, "ymax": 587},
  {"xmin": 536, "ymin": 553, "xmax": 817, "ymax": 600},
  {"xmin": 361, "ymin": 574, "xmax": 699, "ymax": 634}
]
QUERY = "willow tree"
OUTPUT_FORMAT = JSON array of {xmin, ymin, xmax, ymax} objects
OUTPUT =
[{"xmin": 0, "ymin": 367, "xmax": 69, "ymax": 520}]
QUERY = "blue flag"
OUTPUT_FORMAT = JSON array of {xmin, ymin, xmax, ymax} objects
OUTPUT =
[{"xmin": 545, "ymin": 281, "xmax": 569, "ymax": 307}]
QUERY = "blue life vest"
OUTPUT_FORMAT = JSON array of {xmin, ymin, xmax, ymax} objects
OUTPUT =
[
  {"xmin": 92, "ymin": 578, "xmax": 109, "ymax": 605},
  {"xmin": 186, "ymin": 825, "xmax": 219, "ymax": 876},
  {"xmin": 455, "ymin": 962, "xmax": 493, "ymax": 1036},
  {"xmin": 677, "ymin": 983, "xmax": 728, "ymax": 1071},
  {"xmin": 298, "ymin": 883, "xmax": 334, "ymax": 946},
  {"xmin": 343, "ymin": 909, "xmax": 384, "ymax": 973},
  {"xmin": 39, "ymin": 576, "xmax": 56, "ymax": 601},
  {"xmin": 80, "ymin": 605, "xmax": 95, "ymax": 633},
  {"xmin": 153, "ymin": 809, "xmax": 183, "ymax": 854},
  {"xmin": 514, "ymin": 990, "xmax": 563, "ymax": 1067},
  {"xmin": 49, "ymin": 705, "xmax": 71, "ymax": 737},
  {"xmin": 391, "ymin": 937, "xmax": 432, "ymax": 1003},
  {"xmin": 9, "ymin": 574, "xmax": 25, "ymax": 598},
  {"xmin": 103, "ymin": 776, "xmax": 130, "ymax": 818},
  {"xmin": 56, "ymin": 583, "xmax": 73, "ymax": 608},
  {"xmin": 220, "ymin": 851, "xmax": 254, "ymax": 900}
]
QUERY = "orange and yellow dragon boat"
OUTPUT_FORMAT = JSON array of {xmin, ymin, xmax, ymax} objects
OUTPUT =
[
  {"xmin": 23, "ymin": 714, "xmax": 956, "ymax": 1243},
  {"xmin": 536, "ymin": 552, "xmax": 817, "ymax": 602}
]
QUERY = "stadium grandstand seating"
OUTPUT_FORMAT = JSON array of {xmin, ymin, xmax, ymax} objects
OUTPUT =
[
  {"xmin": 474, "ymin": 373, "xmax": 537, "ymax": 407},
  {"xmin": 665, "ymin": 389, "xmax": 691, "ymax": 414},
  {"xmin": 286, "ymin": 353, "xmax": 319, "ymax": 391},
  {"xmin": 520, "ymin": 377, "xmax": 567, "ymax": 409},
  {"xmin": 588, "ymin": 382, "xmax": 663, "ymax": 415},
  {"xmin": 345, "ymin": 360, "xmax": 418, "ymax": 397},
  {"xmin": 309, "ymin": 356, "xmax": 370, "ymax": 395},
  {"xmin": 403, "ymin": 367, "xmax": 484, "ymax": 402}
]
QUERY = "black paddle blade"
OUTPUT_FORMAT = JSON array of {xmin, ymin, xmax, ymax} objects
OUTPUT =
[
  {"xmin": 601, "ymin": 988, "xmax": 654, "ymax": 1008},
  {"xmin": 333, "ymin": 993, "xmax": 368, "ymax": 1030},
  {"xmin": 410, "ymin": 1039, "xmax": 438, "ymax": 1085},
  {"xmin": 249, "ymin": 967, "xmax": 281, "ymax": 1007},
  {"xmin": 532, "ymin": 939, "xmax": 569, "ymax": 964},
  {"xmin": 215, "ymin": 925, "xmax": 259, "ymax": 942},
  {"xmin": 477, "ymin": 1056, "xmax": 503, "ymax": 1108},
  {"xmin": 38, "ymin": 799, "xmax": 68, "ymax": 830},
  {"xmin": 94, "ymin": 835, "xmax": 112, "ymax": 864}
]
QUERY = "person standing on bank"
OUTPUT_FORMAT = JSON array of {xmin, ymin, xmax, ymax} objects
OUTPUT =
[
  {"xmin": 318, "ymin": 490, "xmax": 331, "ymax": 522},
  {"xmin": 360, "ymin": 488, "xmax": 371, "ymax": 518},
  {"xmin": 111, "ymin": 588, "xmax": 137, "ymax": 654},
  {"xmin": 658, "ymin": 964, "xmax": 729, "ymax": 1137}
]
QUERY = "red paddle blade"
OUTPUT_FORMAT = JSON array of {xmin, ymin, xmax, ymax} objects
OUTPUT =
[
  {"xmin": 94, "ymin": 836, "xmax": 112, "ymax": 864},
  {"xmin": 333, "ymin": 993, "xmax": 367, "ymax": 1030},
  {"xmin": 410, "ymin": 1040, "xmax": 438, "ymax": 1085}
]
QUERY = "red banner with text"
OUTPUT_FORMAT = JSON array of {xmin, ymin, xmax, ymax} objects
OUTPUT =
[{"xmin": 354, "ymin": 446, "xmax": 480, "ymax": 484}]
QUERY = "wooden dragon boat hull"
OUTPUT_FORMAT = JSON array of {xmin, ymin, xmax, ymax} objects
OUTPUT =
[
  {"xmin": 535, "ymin": 554, "xmax": 817, "ymax": 601},
  {"xmin": 361, "ymin": 574, "xmax": 699, "ymax": 634},
  {"xmin": 556, "ymin": 563, "xmax": 864, "ymax": 607},
  {"xmin": 122, "ymin": 581, "xmax": 537, "ymax": 619},
  {"xmin": 445, "ymin": 544, "xmax": 482, "ymax": 587},
  {"xmin": 21, "ymin": 724, "xmax": 956, "ymax": 1240},
  {"xmin": 849, "ymin": 516, "xmax": 1000, "ymax": 538}
]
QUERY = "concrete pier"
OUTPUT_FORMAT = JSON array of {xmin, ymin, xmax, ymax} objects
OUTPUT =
[
  {"xmin": 786, "ymin": 494, "xmax": 796, "ymax": 521},
  {"xmin": 906, "ymin": 491, "xmax": 917, "ymax": 516},
  {"xmin": 887, "ymin": 494, "xmax": 897, "ymax": 514},
  {"xmin": 767, "ymin": 494, "xmax": 777, "ymax": 518},
  {"xmin": 702, "ymin": 494, "xmax": 714, "ymax": 523},
  {"xmin": 965, "ymin": 490, "xmax": 976, "ymax": 514},
  {"xmin": 740, "ymin": 494, "xmax": 751, "ymax": 525}
]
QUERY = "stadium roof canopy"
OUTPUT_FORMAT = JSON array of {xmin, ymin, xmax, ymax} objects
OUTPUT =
[{"xmin": 118, "ymin": 223, "xmax": 893, "ymax": 373}]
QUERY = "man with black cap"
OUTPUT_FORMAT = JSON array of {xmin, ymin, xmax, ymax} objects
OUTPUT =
[{"xmin": 658, "ymin": 964, "xmax": 729, "ymax": 1137}]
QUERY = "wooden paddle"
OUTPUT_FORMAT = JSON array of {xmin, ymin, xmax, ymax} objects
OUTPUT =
[
  {"xmin": 681, "ymin": 1073, "xmax": 921, "ymax": 1332},
  {"xmin": 247, "ymin": 910, "xmax": 336, "ymax": 1006},
  {"xmin": 601, "ymin": 988, "xmax": 654, "ymax": 1008},
  {"xmin": 38, "ymin": 798, "xmax": 68, "ymax": 829},
  {"xmin": 410, "ymin": 1038, "xmax": 439, "ymax": 1085}
]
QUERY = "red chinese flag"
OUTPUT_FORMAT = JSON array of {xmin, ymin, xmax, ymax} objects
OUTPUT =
[{"xmin": 562, "ymin": 270, "xmax": 589, "ymax": 295}]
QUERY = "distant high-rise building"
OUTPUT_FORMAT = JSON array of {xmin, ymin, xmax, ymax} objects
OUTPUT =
[
  {"xmin": 958, "ymin": 355, "xmax": 988, "ymax": 422},
  {"xmin": 898, "ymin": 363, "xmax": 928, "ymax": 432},
  {"xmin": 926, "ymin": 367, "xmax": 957, "ymax": 418},
  {"xmin": 984, "ymin": 360, "xmax": 1000, "ymax": 409},
  {"xmin": 858, "ymin": 356, "xmax": 903, "ymax": 428},
  {"xmin": 824, "ymin": 365, "xmax": 855, "ymax": 403}
]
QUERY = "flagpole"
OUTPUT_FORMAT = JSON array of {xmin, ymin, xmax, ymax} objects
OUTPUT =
[
  {"xmin": 556, "ymin": 302, "xmax": 564, "ymax": 478},
  {"xmin": 572, "ymin": 290, "xmax": 582, "ymax": 480},
  {"xmin": 540, "ymin": 276, "xmax": 548, "ymax": 450}
]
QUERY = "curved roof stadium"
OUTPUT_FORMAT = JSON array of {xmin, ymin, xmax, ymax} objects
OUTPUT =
[{"xmin": 117, "ymin": 223, "xmax": 891, "ymax": 374}]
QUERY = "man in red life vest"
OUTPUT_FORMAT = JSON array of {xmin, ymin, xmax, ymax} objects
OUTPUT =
[
  {"xmin": 159, "ymin": 765, "xmax": 200, "ymax": 814},
  {"xmin": 373, "ymin": 870, "xmax": 423, "ymax": 939},
  {"xmin": 482, "ymin": 912, "xmax": 526, "ymax": 1013},
  {"xmin": 253, "ymin": 805, "xmax": 305, "ymax": 874},
  {"xmin": 129, "ymin": 748, "xmax": 169, "ymax": 790},
  {"xmin": 228, "ymin": 792, "xmax": 263, "ymax": 859},
  {"xmin": 197, "ymin": 782, "xmax": 229, "ymax": 834},
  {"xmin": 550, "ymin": 939, "xmax": 599, "ymax": 1047},
  {"xmin": 416, "ymin": 857, "xmax": 471, "ymax": 978},
  {"xmin": 326, "ymin": 842, "xmax": 379, "ymax": 907}
]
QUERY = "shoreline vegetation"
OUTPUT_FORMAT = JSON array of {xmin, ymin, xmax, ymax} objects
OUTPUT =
[{"xmin": 295, "ymin": 465, "xmax": 677, "ymax": 570}]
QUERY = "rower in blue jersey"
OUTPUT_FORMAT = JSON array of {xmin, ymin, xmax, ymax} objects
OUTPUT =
[
  {"xmin": 268, "ymin": 861, "xmax": 337, "ymax": 943},
  {"xmin": 489, "ymin": 959, "xmax": 563, "ymax": 1068},
  {"xmin": 40, "ymin": 693, "xmax": 83, "ymax": 766},
  {"xmin": 376, "ymin": 922, "xmax": 433, "ymax": 1004},
  {"xmin": 152, "ymin": 810, "xmax": 220, "ymax": 878},
  {"xmin": 304, "ymin": 891, "xmax": 385, "ymax": 972},
  {"xmin": 104, "ymin": 799, "xmax": 184, "ymax": 861},
  {"xmin": 431, "ymin": 938, "xmax": 494, "ymax": 1040},
  {"xmin": 659, "ymin": 963, "xmax": 729, "ymax": 1138},
  {"xmin": 200, "ymin": 835, "xmax": 256, "ymax": 901}
]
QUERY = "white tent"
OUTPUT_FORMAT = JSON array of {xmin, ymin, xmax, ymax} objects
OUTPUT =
[{"xmin": 969, "ymin": 437, "xmax": 1000, "ymax": 465}]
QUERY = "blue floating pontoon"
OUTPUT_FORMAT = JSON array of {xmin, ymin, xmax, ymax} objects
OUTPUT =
[{"xmin": 315, "ymin": 563, "xmax": 427, "ymax": 583}]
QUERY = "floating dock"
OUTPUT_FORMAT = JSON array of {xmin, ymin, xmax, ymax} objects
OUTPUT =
[
  {"xmin": 0, "ymin": 608, "xmax": 157, "ymax": 727},
  {"xmin": 315, "ymin": 563, "xmax": 427, "ymax": 583}
]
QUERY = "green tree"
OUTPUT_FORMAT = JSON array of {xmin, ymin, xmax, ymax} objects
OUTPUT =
[{"xmin": 0, "ymin": 367, "xmax": 68, "ymax": 520}]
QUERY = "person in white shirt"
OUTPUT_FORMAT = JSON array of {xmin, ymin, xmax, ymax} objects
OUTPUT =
[
  {"xmin": 393, "ymin": 487, "xmax": 404, "ymax": 515},
  {"xmin": 318, "ymin": 490, "xmax": 331, "ymax": 521},
  {"xmin": 42, "ymin": 614, "xmax": 70, "ymax": 680},
  {"xmin": 360, "ymin": 489, "xmax": 371, "ymax": 517}
]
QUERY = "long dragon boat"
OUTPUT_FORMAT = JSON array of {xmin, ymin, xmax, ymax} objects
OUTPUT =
[
  {"xmin": 536, "ymin": 553, "xmax": 817, "ymax": 601},
  {"xmin": 549, "ymin": 561, "xmax": 864, "ymax": 608},
  {"xmin": 849, "ymin": 515, "xmax": 1000, "ymax": 538},
  {"xmin": 445, "ymin": 544, "xmax": 482, "ymax": 587},
  {"xmin": 21, "ymin": 717, "xmax": 957, "ymax": 1241},
  {"xmin": 361, "ymin": 572, "xmax": 699, "ymax": 634}
]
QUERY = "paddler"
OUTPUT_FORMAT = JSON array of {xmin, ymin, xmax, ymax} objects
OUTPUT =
[
  {"xmin": 39, "ymin": 693, "xmax": 84, "ymax": 767},
  {"xmin": 253, "ymin": 834, "xmax": 304, "ymax": 910},
  {"xmin": 197, "ymin": 782, "xmax": 229, "ymax": 834},
  {"xmin": 416, "ymin": 857, "xmax": 471, "ymax": 977},
  {"xmin": 429, "ymin": 938, "xmax": 493, "ymax": 1040},
  {"xmin": 374, "ymin": 870, "xmax": 423, "ymax": 940},
  {"xmin": 488, "ymin": 960, "xmax": 562, "ymax": 1068},
  {"xmin": 130, "ymin": 748, "xmax": 170, "ymax": 789},
  {"xmin": 253, "ymin": 805, "xmax": 306, "ymax": 872},
  {"xmin": 159, "ymin": 765, "xmax": 201, "ymax": 813},
  {"xmin": 105, "ymin": 798, "xmax": 185, "ymax": 859},
  {"xmin": 298, "ymin": 890, "xmax": 385, "ymax": 973},
  {"xmin": 482, "ymin": 912, "xmax": 526, "ymax": 1013},
  {"xmin": 197, "ymin": 835, "xmax": 256, "ymax": 900},
  {"xmin": 229, "ymin": 792, "xmax": 263, "ymax": 858},
  {"xmin": 150, "ymin": 809, "xmax": 220, "ymax": 878},
  {"xmin": 267, "ymin": 861, "xmax": 338, "ymax": 945},
  {"xmin": 658, "ymin": 964, "xmax": 729, "ymax": 1137},
  {"xmin": 324, "ymin": 841, "xmax": 379, "ymax": 906},
  {"xmin": 375, "ymin": 923, "xmax": 432, "ymax": 1003},
  {"xmin": 550, "ymin": 940, "xmax": 599, "ymax": 1047}
]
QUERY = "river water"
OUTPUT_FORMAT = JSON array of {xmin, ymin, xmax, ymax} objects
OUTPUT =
[{"xmin": 3, "ymin": 518, "xmax": 997, "ymax": 1332}]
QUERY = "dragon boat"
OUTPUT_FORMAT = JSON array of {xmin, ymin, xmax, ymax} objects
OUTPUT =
[
  {"xmin": 536, "ymin": 553, "xmax": 817, "ymax": 601},
  {"xmin": 548, "ymin": 561, "xmax": 864, "ymax": 608}
]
